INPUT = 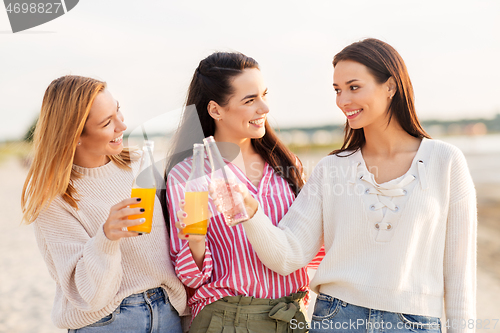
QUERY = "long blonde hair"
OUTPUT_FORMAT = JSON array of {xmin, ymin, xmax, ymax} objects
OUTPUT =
[{"xmin": 21, "ymin": 75, "xmax": 133, "ymax": 224}]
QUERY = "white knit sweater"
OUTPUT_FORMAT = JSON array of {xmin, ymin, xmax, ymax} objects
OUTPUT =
[
  {"xmin": 33, "ymin": 159, "xmax": 187, "ymax": 329},
  {"xmin": 243, "ymin": 138, "xmax": 476, "ymax": 332}
]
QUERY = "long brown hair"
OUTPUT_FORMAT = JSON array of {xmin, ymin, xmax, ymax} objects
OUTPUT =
[
  {"xmin": 163, "ymin": 52, "xmax": 304, "ymax": 203},
  {"xmin": 21, "ymin": 75, "xmax": 134, "ymax": 224},
  {"xmin": 330, "ymin": 38, "xmax": 430, "ymax": 156}
]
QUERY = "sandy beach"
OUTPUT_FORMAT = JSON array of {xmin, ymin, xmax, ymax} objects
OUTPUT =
[
  {"xmin": 1, "ymin": 147, "xmax": 499, "ymax": 333},
  {"xmin": 0, "ymin": 157, "xmax": 65, "ymax": 333}
]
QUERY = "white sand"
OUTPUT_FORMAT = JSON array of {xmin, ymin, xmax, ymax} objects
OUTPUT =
[{"xmin": 0, "ymin": 158, "xmax": 64, "ymax": 333}]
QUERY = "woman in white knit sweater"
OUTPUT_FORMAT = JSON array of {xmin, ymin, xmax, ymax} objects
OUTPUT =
[
  {"xmin": 21, "ymin": 75, "xmax": 187, "ymax": 332},
  {"xmin": 205, "ymin": 39, "xmax": 477, "ymax": 332}
]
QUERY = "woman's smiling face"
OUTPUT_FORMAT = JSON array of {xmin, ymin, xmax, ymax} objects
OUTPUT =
[
  {"xmin": 333, "ymin": 60, "xmax": 394, "ymax": 130},
  {"xmin": 213, "ymin": 68, "xmax": 270, "ymax": 141},
  {"xmin": 74, "ymin": 89, "xmax": 127, "ymax": 167}
]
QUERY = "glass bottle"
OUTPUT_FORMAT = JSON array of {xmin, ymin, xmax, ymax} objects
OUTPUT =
[
  {"xmin": 128, "ymin": 140, "xmax": 156, "ymax": 234},
  {"xmin": 183, "ymin": 144, "xmax": 209, "ymax": 235},
  {"xmin": 203, "ymin": 136, "xmax": 249, "ymax": 226}
]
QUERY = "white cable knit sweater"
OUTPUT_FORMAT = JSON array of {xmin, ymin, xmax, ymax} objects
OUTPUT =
[
  {"xmin": 33, "ymin": 159, "xmax": 187, "ymax": 329},
  {"xmin": 243, "ymin": 138, "xmax": 476, "ymax": 333}
]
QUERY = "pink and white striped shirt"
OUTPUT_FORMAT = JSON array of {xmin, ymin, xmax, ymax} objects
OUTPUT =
[{"xmin": 167, "ymin": 154, "xmax": 324, "ymax": 319}]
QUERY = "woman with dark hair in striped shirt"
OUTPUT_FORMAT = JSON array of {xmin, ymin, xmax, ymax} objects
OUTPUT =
[{"xmin": 164, "ymin": 52, "xmax": 324, "ymax": 333}]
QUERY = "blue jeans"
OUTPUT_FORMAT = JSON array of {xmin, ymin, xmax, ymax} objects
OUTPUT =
[
  {"xmin": 310, "ymin": 293, "xmax": 441, "ymax": 333},
  {"xmin": 68, "ymin": 287, "xmax": 182, "ymax": 333}
]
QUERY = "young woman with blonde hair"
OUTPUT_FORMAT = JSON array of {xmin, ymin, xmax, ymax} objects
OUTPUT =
[{"xmin": 22, "ymin": 75, "xmax": 187, "ymax": 332}]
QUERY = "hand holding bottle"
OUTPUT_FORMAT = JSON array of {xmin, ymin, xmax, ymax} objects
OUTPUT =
[
  {"xmin": 176, "ymin": 200, "xmax": 212, "ymax": 271},
  {"xmin": 208, "ymin": 182, "xmax": 259, "ymax": 221},
  {"xmin": 103, "ymin": 197, "xmax": 146, "ymax": 241},
  {"xmin": 175, "ymin": 200, "xmax": 211, "ymax": 243}
]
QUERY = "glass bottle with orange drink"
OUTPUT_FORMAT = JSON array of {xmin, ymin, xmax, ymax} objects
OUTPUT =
[
  {"xmin": 183, "ymin": 144, "xmax": 209, "ymax": 235},
  {"xmin": 128, "ymin": 140, "xmax": 156, "ymax": 234},
  {"xmin": 182, "ymin": 144, "xmax": 209, "ymax": 235}
]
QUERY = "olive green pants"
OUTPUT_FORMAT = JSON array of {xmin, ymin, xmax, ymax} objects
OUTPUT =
[{"xmin": 189, "ymin": 292, "xmax": 308, "ymax": 333}]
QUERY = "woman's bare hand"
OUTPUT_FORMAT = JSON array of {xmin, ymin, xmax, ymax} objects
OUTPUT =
[
  {"xmin": 175, "ymin": 200, "xmax": 209, "ymax": 244},
  {"xmin": 176, "ymin": 200, "xmax": 211, "ymax": 270},
  {"xmin": 208, "ymin": 183, "xmax": 259, "ymax": 220},
  {"xmin": 103, "ymin": 198, "xmax": 146, "ymax": 241}
]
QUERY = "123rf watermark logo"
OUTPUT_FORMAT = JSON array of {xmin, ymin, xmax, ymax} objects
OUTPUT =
[{"xmin": 3, "ymin": 0, "xmax": 79, "ymax": 33}]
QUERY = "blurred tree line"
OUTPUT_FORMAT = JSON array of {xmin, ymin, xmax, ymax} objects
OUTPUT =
[{"xmin": 23, "ymin": 117, "xmax": 38, "ymax": 142}]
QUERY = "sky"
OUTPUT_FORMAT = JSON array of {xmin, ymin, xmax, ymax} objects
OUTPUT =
[{"xmin": 0, "ymin": 0, "xmax": 499, "ymax": 142}]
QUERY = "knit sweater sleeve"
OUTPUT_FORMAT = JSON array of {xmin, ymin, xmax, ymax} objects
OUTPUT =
[
  {"xmin": 34, "ymin": 201, "xmax": 122, "ymax": 313},
  {"xmin": 444, "ymin": 148, "xmax": 477, "ymax": 332},
  {"xmin": 243, "ymin": 157, "xmax": 325, "ymax": 276}
]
